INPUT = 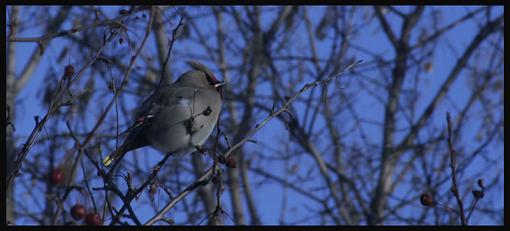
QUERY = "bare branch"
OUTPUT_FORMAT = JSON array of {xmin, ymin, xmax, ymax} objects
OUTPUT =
[
  {"xmin": 446, "ymin": 112, "xmax": 467, "ymax": 225},
  {"xmin": 144, "ymin": 60, "xmax": 361, "ymax": 225}
]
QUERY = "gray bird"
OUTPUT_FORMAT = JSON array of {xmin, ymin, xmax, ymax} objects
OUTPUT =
[{"xmin": 103, "ymin": 61, "xmax": 224, "ymax": 166}]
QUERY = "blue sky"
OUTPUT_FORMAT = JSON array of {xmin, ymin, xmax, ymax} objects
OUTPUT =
[{"xmin": 8, "ymin": 5, "xmax": 503, "ymax": 225}]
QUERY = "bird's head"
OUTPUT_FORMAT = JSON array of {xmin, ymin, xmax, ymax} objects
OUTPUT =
[{"xmin": 176, "ymin": 61, "xmax": 225, "ymax": 93}]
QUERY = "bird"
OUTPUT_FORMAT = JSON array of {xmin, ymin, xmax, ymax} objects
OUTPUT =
[{"xmin": 103, "ymin": 61, "xmax": 224, "ymax": 167}]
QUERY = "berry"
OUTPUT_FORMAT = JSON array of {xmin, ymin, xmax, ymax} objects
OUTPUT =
[
  {"xmin": 420, "ymin": 193, "xmax": 434, "ymax": 207},
  {"xmin": 64, "ymin": 65, "xmax": 75, "ymax": 79},
  {"xmin": 50, "ymin": 168, "xmax": 64, "ymax": 185},
  {"xmin": 149, "ymin": 183, "xmax": 157, "ymax": 195},
  {"xmin": 85, "ymin": 212, "xmax": 102, "ymax": 226},
  {"xmin": 70, "ymin": 204, "xmax": 86, "ymax": 220},
  {"xmin": 225, "ymin": 157, "xmax": 236, "ymax": 168}
]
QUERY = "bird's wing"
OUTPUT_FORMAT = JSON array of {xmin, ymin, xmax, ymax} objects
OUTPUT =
[
  {"xmin": 121, "ymin": 85, "xmax": 177, "ymax": 136},
  {"xmin": 140, "ymin": 86, "xmax": 217, "ymax": 153},
  {"xmin": 121, "ymin": 84, "xmax": 220, "ymax": 143},
  {"xmin": 186, "ymin": 88, "xmax": 222, "ymax": 146},
  {"xmin": 147, "ymin": 86, "xmax": 221, "ymax": 136},
  {"xmin": 191, "ymin": 90, "xmax": 221, "ymax": 129}
]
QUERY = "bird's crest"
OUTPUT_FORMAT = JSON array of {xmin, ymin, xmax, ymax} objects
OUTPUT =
[{"xmin": 186, "ymin": 60, "xmax": 219, "ymax": 83}]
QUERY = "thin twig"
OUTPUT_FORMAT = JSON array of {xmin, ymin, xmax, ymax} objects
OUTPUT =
[
  {"xmin": 159, "ymin": 15, "xmax": 184, "ymax": 85},
  {"xmin": 110, "ymin": 152, "xmax": 172, "ymax": 225},
  {"xmin": 80, "ymin": 7, "xmax": 155, "ymax": 149},
  {"xmin": 6, "ymin": 43, "xmax": 107, "ymax": 191},
  {"xmin": 144, "ymin": 60, "xmax": 362, "ymax": 225},
  {"xmin": 7, "ymin": 7, "xmax": 147, "ymax": 43},
  {"xmin": 49, "ymin": 194, "xmax": 64, "ymax": 225},
  {"xmin": 64, "ymin": 122, "xmax": 99, "ymax": 218},
  {"xmin": 62, "ymin": 8, "xmax": 156, "ymax": 225},
  {"xmin": 446, "ymin": 112, "xmax": 467, "ymax": 225},
  {"xmin": 147, "ymin": 14, "xmax": 184, "ymax": 111}
]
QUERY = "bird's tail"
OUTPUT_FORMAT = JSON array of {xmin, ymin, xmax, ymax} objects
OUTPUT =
[
  {"xmin": 103, "ymin": 143, "xmax": 127, "ymax": 167},
  {"xmin": 103, "ymin": 133, "xmax": 149, "ymax": 166}
]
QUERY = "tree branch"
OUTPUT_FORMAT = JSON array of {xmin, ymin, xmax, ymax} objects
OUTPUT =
[
  {"xmin": 446, "ymin": 112, "xmax": 467, "ymax": 225},
  {"xmin": 144, "ymin": 60, "xmax": 362, "ymax": 225}
]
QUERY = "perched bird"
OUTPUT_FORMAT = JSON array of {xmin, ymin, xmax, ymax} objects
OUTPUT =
[{"xmin": 103, "ymin": 61, "xmax": 224, "ymax": 166}]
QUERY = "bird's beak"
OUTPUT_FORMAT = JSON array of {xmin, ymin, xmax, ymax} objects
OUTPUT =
[{"xmin": 214, "ymin": 82, "xmax": 226, "ymax": 88}]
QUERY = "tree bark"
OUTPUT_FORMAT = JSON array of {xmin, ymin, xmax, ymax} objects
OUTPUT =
[{"xmin": 6, "ymin": 6, "xmax": 19, "ymax": 224}]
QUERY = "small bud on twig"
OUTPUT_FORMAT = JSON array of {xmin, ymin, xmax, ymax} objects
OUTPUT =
[
  {"xmin": 477, "ymin": 178, "xmax": 485, "ymax": 190},
  {"xmin": 34, "ymin": 115, "xmax": 40, "ymax": 125},
  {"xmin": 472, "ymin": 190, "xmax": 484, "ymax": 199}
]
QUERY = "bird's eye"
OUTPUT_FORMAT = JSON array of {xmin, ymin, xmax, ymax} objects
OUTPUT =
[{"xmin": 206, "ymin": 74, "xmax": 218, "ymax": 85}]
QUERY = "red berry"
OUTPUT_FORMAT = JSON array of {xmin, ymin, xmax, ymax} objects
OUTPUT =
[
  {"xmin": 85, "ymin": 212, "xmax": 102, "ymax": 226},
  {"xmin": 50, "ymin": 168, "xmax": 64, "ymax": 185},
  {"xmin": 70, "ymin": 204, "xmax": 86, "ymax": 220},
  {"xmin": 225, "ymin": 157, "xmax": 236, "ymax": 168}
]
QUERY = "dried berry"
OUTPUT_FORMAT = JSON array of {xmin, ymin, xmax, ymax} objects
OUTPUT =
[
  {"xmin": 85, "ymin": 212, "xmax": 102, "ymax": 226},
  {"xmin": 424, "ymin": 62, "xmax": 433, "ymax": 73},
  {"xmin": 50, "ymin": 168, "xmax": 64, "ymax": 185},
  {"xmin": 225, "ymin": 157, "xmax": 236, "ymax": 168},
  {"xmin": 70, "ymin": 204, "xmax": 86, "ymax": 220},
  {"xmin": 149, "ymin": 183, "xmax": 158, "ymax": 194},
  {"xmin": 64, "ymin": 65, "xmax": 75, "ymax": 79},
  {"xmin": 420, "ymin": 193, "xmax": 434, "ymax": 207}
]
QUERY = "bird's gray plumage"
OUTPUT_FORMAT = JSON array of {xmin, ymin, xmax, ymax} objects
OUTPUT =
[{"xmin": 103, "ymin": 61, "xmax": 222, "ymax": 166}]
